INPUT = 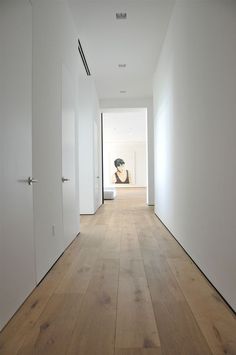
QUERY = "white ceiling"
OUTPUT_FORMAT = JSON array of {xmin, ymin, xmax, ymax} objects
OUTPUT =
[
  {"xmin": 103, "ymin": 110, "xmax": 147, "ymax": 142},
  {"xmin": 68, "ymin": 0, "xmax": 175, "ymax": 99}
]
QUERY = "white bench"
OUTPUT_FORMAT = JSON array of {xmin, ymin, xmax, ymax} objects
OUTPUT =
[{"xmin": 104, "ymin": 187, "xmax": 116, "ymax": 200}]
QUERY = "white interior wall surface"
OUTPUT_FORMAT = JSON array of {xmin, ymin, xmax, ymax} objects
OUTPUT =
[
  {"xmin": 153, "ymin": 0, "xmax": 236, "ymax": 311},
  {"xmin": 100, "ymin": 98, "xmax": 154, "ymax": 205},
  {"xmin": 32, "ymin": 0, "xmax": 82, "ymax": 282}
]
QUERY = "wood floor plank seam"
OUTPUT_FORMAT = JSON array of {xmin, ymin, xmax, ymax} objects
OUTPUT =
[
  {"xmin": 115, "ymin": 213, "xmax": 161, "ymax": 351},
  {"xmin": 134, "ymin": 224, "xmax": 163, "ymax": 349},
  {"xmin": 64, "ymin": 232, "xmax": 108, "ymax": 354},
  {"xmin": 113, "ymin": 227, "xmax": 122, "ymax": 355},
  {"xmin": 65, "ymin": 224, "xmax": 121, "ymax": 355},
  {"xmin": 166, "ymin": 257, "xmax": 236, "ymax": 355},
  {"xmin": 141, "ymin": 261, "xmax": 213, "ymax": 355},
  {"xmin": 134, "ymin": 223, "xmax": 168, "ymax": 355},
  {"xmin": 164, "ymin": 258, "xmax": 215, "ymax": 354},
  {"xmin": 135, "ymin": 221, "xmax": 213, "ymax": 355}
]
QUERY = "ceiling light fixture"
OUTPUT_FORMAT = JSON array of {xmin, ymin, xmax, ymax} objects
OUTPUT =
[
  {"xmin": 120, "ymin": 90, "xmax": 127, "ymax": 94},
  {"xmin": 118, "ymin": 64, "xmax": 126, "ymax": 68},
  {"xmin": 116, "ymin": 13, "xmax": 127, "ymax": 20}
]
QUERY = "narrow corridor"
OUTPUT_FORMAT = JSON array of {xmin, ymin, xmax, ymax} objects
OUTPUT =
[{"xmin": 0, "ymin": 189, "xmax": 235, "ymax": 355}]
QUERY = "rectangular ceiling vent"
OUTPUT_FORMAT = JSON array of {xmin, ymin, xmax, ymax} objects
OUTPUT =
[
  {"xmin": 78, "ymin": 39, "xmax": 91, "ymax": 76},
  {"xmin": 116, "ymin": 13, "xmax": 127, "ymax": 20}
]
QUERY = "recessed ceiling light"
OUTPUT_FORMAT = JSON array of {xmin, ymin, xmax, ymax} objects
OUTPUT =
[
  {"xmin": 120, "ymin": 90, "xmax": 126, "ymax": 94},
  {"xmin": 118, "ymin": 64, "xmax": 126, "ymax": 68},
  {"xmin": 116, "ymin": 13, "xmax": 127, "ymax": 20}
]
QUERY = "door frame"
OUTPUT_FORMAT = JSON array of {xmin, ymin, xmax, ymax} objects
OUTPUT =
[
  {"xmin": 100, "ymin": 107, "xmax": 150, "ymax": 204},
  {"xmin": 101, "ymin": 113, "xmax": 104, "ymax": 204}
]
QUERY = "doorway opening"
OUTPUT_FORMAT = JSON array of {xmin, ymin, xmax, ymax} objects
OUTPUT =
[{"xmin": 101, "ymin": 108, "xmax": 148, "ymax": 204}]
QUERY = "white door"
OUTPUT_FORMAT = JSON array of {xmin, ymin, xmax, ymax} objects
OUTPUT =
[
  {"xmin": 0, "ymin": 0, "xmax": 36, "ymax": 330},
  {"xmin": 62, "ymin": 66, "xmax": 78, "ymax": 248}
]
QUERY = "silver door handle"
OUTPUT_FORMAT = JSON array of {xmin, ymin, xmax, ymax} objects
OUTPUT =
[
  {"xmin": 27, "ymin": 177, "xmax": 39, "ymax": 185},
  {"xmin": 96, "ymin": 176, "xmax": 100, "ymax": 179},
  {"xmin": 62, "ymin": 177, "xmax": 70, "ymax": 183}
]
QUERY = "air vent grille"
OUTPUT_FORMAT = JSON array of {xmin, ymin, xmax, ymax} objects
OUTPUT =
[{"xmin": 78, "ymin": 39, "xmax": 91, "ymax": 76}]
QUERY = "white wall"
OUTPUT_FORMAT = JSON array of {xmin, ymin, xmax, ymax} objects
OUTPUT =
[
  {"xmin": 78, "ymin": 77, "xmax": 102, "ymax": 214},
  {"xmin": 100, "ymin": 98, "xmax": 154, "ymax": 205},
  {"xmin": 153, "ymin": 0, "xmax": 236, "ymax": 310},
  {"xmin": 32, "ymin": 0, "xmax": 82, "ymax": 282}
]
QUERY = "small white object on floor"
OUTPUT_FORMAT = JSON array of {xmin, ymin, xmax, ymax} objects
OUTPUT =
[{"xmin": 104, "ymin": 187, "xmax": 116, "ymax": 200}]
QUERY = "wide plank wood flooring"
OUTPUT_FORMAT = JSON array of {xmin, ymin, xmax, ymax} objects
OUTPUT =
[{"xmin": 0, "ymin": 188, "xmax": 236, "ymax": 355}]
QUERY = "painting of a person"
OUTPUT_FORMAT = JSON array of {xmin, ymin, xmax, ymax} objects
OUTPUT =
[{"xmin": 112, "ymin": 158, "xmax": 131, "ymax": 184}]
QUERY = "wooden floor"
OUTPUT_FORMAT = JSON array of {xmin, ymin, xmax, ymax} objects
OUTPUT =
[{"xmin": 0, "ymin": 188, "xmax": 236, "ymax": 355}]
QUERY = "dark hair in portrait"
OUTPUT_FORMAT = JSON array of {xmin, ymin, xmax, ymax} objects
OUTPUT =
[{"xmin": 114, "ymin": 158, "xmax": 125, "ymax": 168}]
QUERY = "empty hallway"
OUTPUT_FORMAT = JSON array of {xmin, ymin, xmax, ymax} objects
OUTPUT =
[
  {"xmin": 1, "ymin": 0, "xmax": 236, "ymax": 353},
  {"xmin": 0, "ymin": 189, "xmax": 235, "ymax": 355}
]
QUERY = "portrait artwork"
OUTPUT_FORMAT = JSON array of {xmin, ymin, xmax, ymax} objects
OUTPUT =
[{"xmin": 110, "ymin": 152, "xmax": 136, "ymax": 185}]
